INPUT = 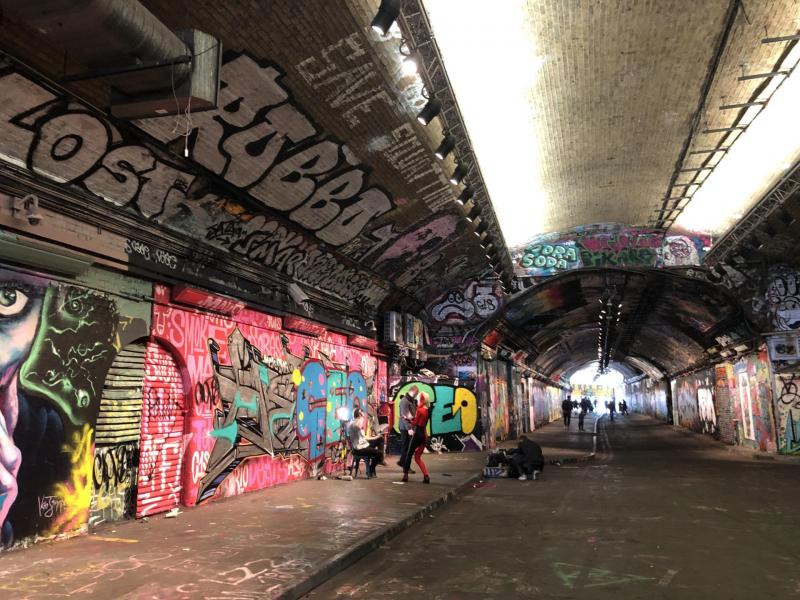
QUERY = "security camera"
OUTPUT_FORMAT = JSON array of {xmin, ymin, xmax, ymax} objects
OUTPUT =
[
  {"xmin": 364, "ymin": 320, "xmax": 377, "ymax": 333},
  {"xmin": 12, "ymin": 194, "xmax": 43, "ymax": 225},
  {"xmin": 27, "ymin": 209, "xmax": 44, "ymax": 226},
  {"xmin": 287, "ymin": 283, "xmax": 309, "ymax": 306}
]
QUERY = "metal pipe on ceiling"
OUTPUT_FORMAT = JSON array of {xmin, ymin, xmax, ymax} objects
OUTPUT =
[{"xmin": 0, "ymin": 0, "xmax": 192, "ymax": 94}]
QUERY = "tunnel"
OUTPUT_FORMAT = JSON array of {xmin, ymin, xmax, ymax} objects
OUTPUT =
[{"xmin": 0, "ymin": 0, "xmax": 799, "ymax": 597}]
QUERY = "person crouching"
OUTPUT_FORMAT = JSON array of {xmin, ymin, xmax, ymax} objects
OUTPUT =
[{"xmin": 512, "ymin": 435, "xmax": 544, "ymax": 481}]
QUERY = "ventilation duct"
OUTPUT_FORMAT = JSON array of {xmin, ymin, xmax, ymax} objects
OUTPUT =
[{"xmin": 1, "ymin": 0, "xmax": 220, "ymax": 119}]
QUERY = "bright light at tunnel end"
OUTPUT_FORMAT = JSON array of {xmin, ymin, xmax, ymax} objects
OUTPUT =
[
  {"xmin": 570, "ymin": 364, "xmax": 625, "ymax": 389},
  {"xmin": 424, "ymin": 0, "xmax": 549, "ymax": 247}
]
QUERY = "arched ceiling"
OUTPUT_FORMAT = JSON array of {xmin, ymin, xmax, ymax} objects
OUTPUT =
[
  {"xmin": 424, "ymin": 0, "xmax": 800, "ymax": 246},
  {"xmin": 485, "ymin": 268, "xmax": 750, "ymax": 380}
]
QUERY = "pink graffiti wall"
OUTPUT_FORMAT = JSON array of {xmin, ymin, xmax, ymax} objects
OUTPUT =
[
  {"xmin": 150, "ymin": 285, "xmax": 387, "ymax": 506},
  {"xmin": 725, "ymin": 349, "xmax": 776, "ymax": 452}
]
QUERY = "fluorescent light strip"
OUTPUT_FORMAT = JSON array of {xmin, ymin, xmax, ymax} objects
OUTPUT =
[{"xmin": 675, "ymin": 58, "xmax": 800, "ymax": 236}]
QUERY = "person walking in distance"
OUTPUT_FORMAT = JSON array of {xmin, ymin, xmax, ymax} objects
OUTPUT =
[
  {"xmin": 395, "ymin": 391, "xmax": 416, "ymax": 473},
  {"xmin": 561, "ymin": 395, "xmax": 573, "ymax": 429},
  {"xmin": 401, "ymin": 393, "xmax": 431, "ymax": 483},
  {"xmin": 608, "ymin": 398, "xmax": 616, "ymax": 422},
  {"xmin": 578, "ymin": 396, "xmax": 591, "ymax": 432}
]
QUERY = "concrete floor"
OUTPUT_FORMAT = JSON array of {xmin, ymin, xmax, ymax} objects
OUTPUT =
[
  {"xmin": 304, "ymin": 414, "xmax": 800, "ymax": 599},
  {"xmin": 0, "ymin": 453, "xmax": 486, "ymax": 599}
]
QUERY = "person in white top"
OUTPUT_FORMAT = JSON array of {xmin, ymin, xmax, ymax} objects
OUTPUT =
[
  {"xmin": 346, "ymin": 407, "xmax": 385, "ymax": 477},
  {"xmin": 396, "ymin": 386, "xmax": 418, "ymax": 471}
]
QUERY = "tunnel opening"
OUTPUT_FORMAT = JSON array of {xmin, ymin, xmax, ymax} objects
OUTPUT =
[
  {"xmin": 478, "ymin": 267, "xmax": 752, "ymax": 385},
  {"xmin": 568, "ymin": 364, "xmax": 626, "ymax": 413}
]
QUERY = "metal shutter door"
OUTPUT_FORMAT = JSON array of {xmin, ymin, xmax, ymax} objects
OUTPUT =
[{"xmin": 136, "ymin": 341, "xmax": 186, "ymax": 517}]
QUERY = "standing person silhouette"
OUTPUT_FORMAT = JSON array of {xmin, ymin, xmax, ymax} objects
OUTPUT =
[
  {"xmin": 396, "ymin": 389, "xmax": 417, "ymax": 473},
  {"xmin": 401, "ymin": 393, "xmax": 431, "ymax": 484},
  {"xmin": 561, "ymin": 396, "xmax": 573, "ymax": 428}
]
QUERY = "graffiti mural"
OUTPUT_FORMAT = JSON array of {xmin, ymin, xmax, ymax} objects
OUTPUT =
[
  {"xmin": 773, "ymin": 373, "xmax": 800, "ymax": 454},
  {"xmin": 476, "ymin": 359, "xmax": 510, "ymax": 446},
  {"xmin": 726, "ymin": 350, "xmax": 776, "ymax": 452},
  {"xmin": 90, "ymin": 443, "xmax": 137, "ymax": 526},
  {"xmin": 0, "ymin": 266, "xmax": 147, "ymax": 548},
  {"xmin": 671, "ymin": 369, "xmax": 715, "ymax": 434},
  {"xmin": 429, "ymin": 281, "xmax": 503, "ymax": 324},
  {"xmin": 150, "ymin": 286, "xmax": 385, "ymax": 505},
  {"xmin": 511, "ymin": 224, "xmax": 710, "ymax": 278},
  {"xmin": 0, "ymin": 59, "xmax": 392, "ymax": 308},
  {"xmin": 390, "ymin": 381, "xmax": 481, "ymax": 452},
  {"xmin": 765, "ymin": 266, "xmax": 800, "ymax": 331},
  {"xmin": 697, "ymin": 387, "xmax": 715, "ymax": 435},
  {"xmin": 625, "ymin": 378, "xmax": 669, "ymax": 420}
]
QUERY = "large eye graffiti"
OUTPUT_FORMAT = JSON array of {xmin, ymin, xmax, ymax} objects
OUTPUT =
[{"xmin": 0, "ymin": 286, "xmax": 30, "ymax": 317}]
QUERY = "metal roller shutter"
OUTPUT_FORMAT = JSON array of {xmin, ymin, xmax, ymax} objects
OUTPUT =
[{"xmin": 136, "ymin": 341, "xmax": 186, "ymax": 517}]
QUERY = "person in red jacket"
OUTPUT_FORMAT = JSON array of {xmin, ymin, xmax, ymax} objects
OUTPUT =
[{"xmin": 401, "ymin": 393, "xmax": 431, "ymax": 483}]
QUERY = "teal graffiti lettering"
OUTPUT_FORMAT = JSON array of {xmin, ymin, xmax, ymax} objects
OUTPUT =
[
  {"xmin": 210, "ymin": 421, "xmax": 239, "ymax": 444},
  {"xmin": 233, "ymin": 390, "xmax": 258, "ymax": 412},
  {"xmin": 430, "ymin": 386, "xmax": 462, "ymax": 434}
]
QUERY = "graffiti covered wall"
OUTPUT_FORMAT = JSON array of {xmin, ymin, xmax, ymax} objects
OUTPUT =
[
  {"xmin": 389, "ymin": 379, "xmax": 482, "ymax": 452},
  {"xmin": 724, "ymin": 349, "xmax": 776, "ymax": 452},
  {"xmin": 765, "ymin": 266, "xmax": 800, "ymax": 331},
  {"xmin": 151, "ymin": 285, "xmax": 387, "ymax": 505},
  {"xmin": 512, "ymin": 223, "xmax": 709, "ymax": 279},
  {"xmin": 671, "ymin": 369, "xmax": 715, "ymax": 435},
  {"xmin": 477, "ymin": 358, "xmax": 510, "ymax": 446},
  {"xmin": 773, "ymin": 371, "xmax": 800, "ymax": 454},
  {"xmin": 425, "ymin": 280, "xmax": 503, "ymax": 379},
  {"xmin": 529, "ymin": 381, "xmax": 565, "ymax": 429},
  {"xmin": 626, "ymin": 378, "xmax": 669, "ymax": 421},
  {"xmin": 0, "ymin": 265, "xmax": 149, "ymax": 549}
]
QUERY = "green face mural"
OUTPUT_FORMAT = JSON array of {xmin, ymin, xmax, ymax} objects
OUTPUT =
[
  {"xmin": 0, "ymin": 268, "xmax": 127, "ymax": 548},
  {"xmin": 20, "ymin": 286, "xmax": 117, "ymax": 425}
]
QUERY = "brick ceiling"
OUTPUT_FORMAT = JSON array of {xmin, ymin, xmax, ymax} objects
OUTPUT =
[{"xmin": 425, "ymin": 0, "xmax": 800, "ymax": 245}]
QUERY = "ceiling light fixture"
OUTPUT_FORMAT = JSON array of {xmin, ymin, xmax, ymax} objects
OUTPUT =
[
  {"xmin": 371, "ymin": 0, "xmax": 401, "ymax": 35},
  {"xmin": 450, "ymin": 163, "xmax": 469, "ymax": 185},
  {"xmin": 465, "ymin": 206, "xmax": 481, "ymax": 223},
  {"xmin": 417, "ymin": 97, "xmax": 442, "ymax": 126},
  {"xmin": 456, "ymin": 185, "xmax": 474, "ymax": 205},
  {"xmin": 435, "ymin": 134, "xmax": 456, "ymax": 159}
]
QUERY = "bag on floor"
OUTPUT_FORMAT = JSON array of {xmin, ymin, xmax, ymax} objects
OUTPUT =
[{"xmin": 483, "ymin": 466, "xmax": 508, "ymax": 478}]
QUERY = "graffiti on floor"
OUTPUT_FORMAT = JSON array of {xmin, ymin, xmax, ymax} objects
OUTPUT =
[
  {"xmin": 552, "ymin": 562, "xmax": 656, "ymax": 589},
  {"xmin": 197, "ymin": 327, "xmax": 375, "ymax": 502}
]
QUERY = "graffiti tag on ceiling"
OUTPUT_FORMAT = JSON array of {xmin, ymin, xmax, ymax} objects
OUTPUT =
[
  {"xmin": 429, "ymin": 281, "xmax": 503, "ymax": 324},
  {"xmin": 511, "ymin": 224, "xmax": 709, "ymax": 278}
]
